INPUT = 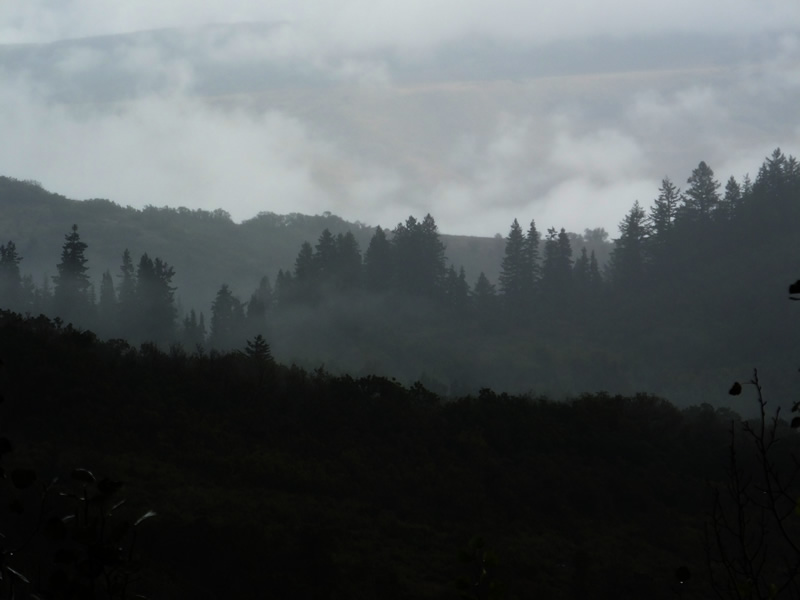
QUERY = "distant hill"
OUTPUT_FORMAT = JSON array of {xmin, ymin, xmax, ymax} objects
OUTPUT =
[{"xmin": 0, "ymin": 176, "xmax": 613, "ymax": 315}]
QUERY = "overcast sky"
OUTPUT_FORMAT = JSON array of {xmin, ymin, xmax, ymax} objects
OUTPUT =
[{"xmin": 1, "ymin": 2, "xmax": 799, "ymax": 237}]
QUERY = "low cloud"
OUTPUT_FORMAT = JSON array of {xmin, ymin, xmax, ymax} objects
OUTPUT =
[{"xmin": 1, "ymin": 23, "xmax": 799, "ymax": 239}]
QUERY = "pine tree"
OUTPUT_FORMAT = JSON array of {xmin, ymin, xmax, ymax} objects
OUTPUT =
[
  {"xmin": 97, "ymin": 270, "xmax": 117, "ymax": 336},
  {"xmin": 608, "ymin": 201, "xmax": 649, "ymax": 288},
  {"xmin": 53, "ymin": 224, "xmax": 91, "ymax": 324},
  {"xmin": 182, "ymin": 309, "xmax": 207, "ymax": 349},
  {"xmin": 573, "ymin": 247, "xmax": 591, "ymax": 294},
  {"xmin": 392, "ymin": 214, "xmax": 446, "ymax": 297},
  {"xmin": 247, "ymin": 276, "xmax": 272, "ymax": 321},
  {"xmin": 244, "ymin": 334, "xmax": 275, "ymax": 386},
  {"xmin": 135, "ymin": 254, "xmax": 176, "ymax": 344},
  {"xmin": 524, "ymin": 219, "xmax": 541, "ymax": 294},
  {"xmin": 443, "ymin": 265, "xmax": 470, "ymax": 311},
  {"xmin": 117, "ymin": 249, "xmax": 137, "ymax": 334},
  {"xmin": 313, "ymin": 229, "xmax": 338, "ymax": 282},
  {"xmin": 334, "ymin": 231, "xmax": 362, "ymax": 290},
  {"xmin": 471, "ymin": 272, "xmax": 498, "ymax": 315},
  {"xmin": 588, "ymin": 250, "xmax": 603, "ymax": 293},
  {"xmin": 0, "ymin": 241, "xmax": 23, "ymax": 311},
  {"xmin": 541, "ymin": 227, "xmax": 573, "ymax": 308},
  {"xmin": 648, "ymin": 177, "xmax": 681, "ymax": 240},
  {"xmin": 244, "ymin": 334, "xmax": 274, "ymax": 364},
  {"xmin": 363, "ymin": 227, "xmax": 392, "ymax": 292},
  {"xmin": 498, "ymin": 219, "xmax": 528, "ymax": 306},
  {"xmin": 718, "ymin": 176, "xmax": 742, "ymax": 222},
  {"xmin": 681, "ymin": 161, "xmax": 720, "ymax": 223},
  {"xmin": 209, "ymin": 284, "xmax": 246, "ymax": 349}
]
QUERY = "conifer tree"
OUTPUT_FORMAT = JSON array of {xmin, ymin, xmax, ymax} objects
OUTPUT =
[
  {"xmin": 209, "ymin": 284, "xmax": 245, "ymax": 349},
  {"xmin": 608, "ymin": 201, "xmax": 649, "ymax": 288},
  {"xmin": 443, "ymin": 265, "xmax": 470, "ymax": 311},
  {"xmin": 97, "ymin": 270, "xmax": 117, "ymax": 336},
  {"xmin": 294, "ymin": 242, "xmax": 315, "ymax": 281},
  {"xmin": 0, "ymin": 241, "xmax": 23, "ymax": 311},
  {"xmin": 334, "ymin": 231, "xmax": 362, "ymax": 290},
  {"xmin": 681, "ymin": 161, "xmax": 720, "ymax": 223},
  {"xmin": 573, "ymin": 247, "xmax": 591, "ymax": 295},
  {"xmin": 313, "ymin": 229, "xmax": 338, "ymax": 282},
  {"xmin": 498, "ymin": 219, "xmax": 528, "ymax": 306},
  {"xmin": 588, "ymin": 250, "xmax": 603, "ymax": 293},
  {"xmin": 182, "ymin": 309, "xmax": 207, "ymax": 349},
  {"xmin": 363, "ymin": 227, "xmax": 392, "ymax": 292},
  {"xmin": 53, "ymin": 224, "xmax": 91, "ymax": 325},
  {"xmin": 541, "ymin": 227, "xmax": 573, "ymax": 308},
  {"xmin": 524, "ymin": 219, "xmax": 541, "ymax": 294},
  {"xmin": 392, "ymin": 214, "xmax": 446, "ymax": 297},
  {"xmin": 135, "ymin": 254, "xmax": 176, "ymax": 344},
  {"xmin": 718, "ymin": 176, "xmax": 742, "ymax": 222},
  {"xmin": 117, "ymin": 249, "xmax": 137, "ymax": 334},
  {"xmin": 247, "ymin": 276, "xmax": 273, "ymax": 321},
  {"xmin": 274, "ymin": 270, "xmax": 294, "ymax": 308},
  {"xmin": 648, "ymin": 177, "xmax": 681, "ymax": 241},
  {"xmin": 471, "ymin": 272, "xmax": 498, "ymax": 315}
]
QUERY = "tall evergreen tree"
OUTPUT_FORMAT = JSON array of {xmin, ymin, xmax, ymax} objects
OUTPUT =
[
  {"xmin": 681, "ymin": 161, "xmax": 720, "ymax": 223},
  {"xmin": 363, "ymin": 227, "xmax": 392, "ymax": 292},
  {"xmin": 334, "ymin": 232, "xmax": 362, "ymax": 290},
  {"xmin": 648, "ymin": 177, "xmax": 681, "ymax": 241},
  {"xmin": 313, "ymin": 229, "xmax": 338, "ymax": 283},
  {"xmin": 541, "ymin": 227, "xmax": 573, "ymax": 307},
  {"xmin": 182, "ymin": 309, "xmax": 207, "ymax": 349},
  {"xmin": 209, "ymin": 284, "xmax": 246, "ymax": 349},
  {"xmin": 97, "ymin": 270, "xmax": 117, "ymax": 336},
  {"xmin": 525, "ymin": 219, "xmax": 541, "ymax": 294},
  {"xmin": 391, "ymin": 214, "xmax": 446, "ymax": 297},
  {"xmin": 443, "ymin": 265, "xmax": 470, "ymax": 312},
  {"xmin": 247, "ymin": 276, "xmax": 273, "ymax": 321},
  {"xmin": 718, "ymin": 176, "xmax": 742, "ymax": 222},
  {"xmin": 573, "ymin": 247, "xmax": 591, "ymax": 295},
  {"xmin": 498, "ymin": 219, "xmax": 528, "ymax": 306},
  {"xmin": 53, "ymin": 224, "xmax": 91, "ymax": 324},
  {"xmin": 135, "ymin": 253, "xmax": 176, "ymax": 344},
  {"xmin": 117, "ymin": 249, "xmax": 137, "ymax": 333},
  {"xmin": 608, "ymin": 201, "xmax": 649, "ymax": 288},
  {"xmin": 588, "ymin": 250, "xmax": 603, "ymax": 293},
  {"xmin": 471, "ymin": 272, "xmax": 498, "ymax": 315},
  {"xmin": 0, "ymin": 241, "xmax": 23, "ymax": 311}
]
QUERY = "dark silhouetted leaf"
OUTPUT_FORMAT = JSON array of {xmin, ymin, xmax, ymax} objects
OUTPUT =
[
  {"xmin": 791, "ymin": 417, "xmax": 800, "ymax": 429},
  {"xmin": 790, "ymin": 280, "xmax": 800, "ymax": 295},
  {"xmin": 6, "ymin": 565, "xmax": 30, "ymax": 583},
  {"xmin": 71, "ymin": 468, "xmax": 96, "ymax": 483},
  {"xmin": 134, "ymin": 510, "xmax": 157, "ymax": 526},
  {"xmin": 729, "ymin": 382, "xmax": 742, "ymax": 396}
]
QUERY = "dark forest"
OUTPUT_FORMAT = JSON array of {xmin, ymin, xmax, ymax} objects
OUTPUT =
[{"xmin": 0, "ymin": 148, "xmax": 799, "ymax": 598}]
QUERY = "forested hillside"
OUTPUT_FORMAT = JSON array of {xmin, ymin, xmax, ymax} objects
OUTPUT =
[
  {"xmin": 1, "ymin": 309, "xmax": 794, "ymax": 599},
  {"xmin": 0, "ymin": 149, "xmax": 798, "ymax": 407}
]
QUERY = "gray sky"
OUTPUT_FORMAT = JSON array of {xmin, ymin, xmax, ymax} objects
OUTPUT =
[{"xmin": 1, "ymin": 2, "xmax": 799, "ymax": 236}]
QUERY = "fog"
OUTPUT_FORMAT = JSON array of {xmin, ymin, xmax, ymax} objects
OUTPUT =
[{"xmin": 0, "ymin": 3, "xmax": 798, "ymax": 236}]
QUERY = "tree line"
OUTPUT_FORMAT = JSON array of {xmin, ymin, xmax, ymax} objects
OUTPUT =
[{"xmin": 0, "ymin": 148, "xmax": 798, "ymax": 397}]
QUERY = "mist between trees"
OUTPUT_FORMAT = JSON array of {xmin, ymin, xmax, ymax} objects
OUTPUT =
[{"xmin": 0, "ymin": 148, "xmax": 798, "ymax": 408}]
